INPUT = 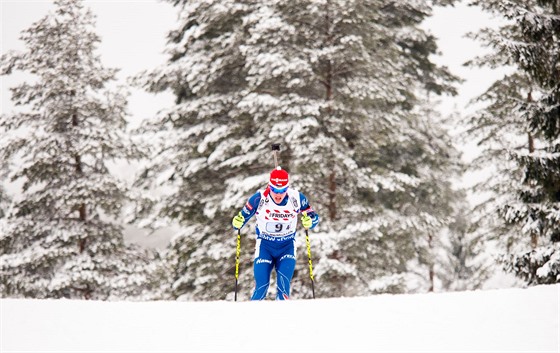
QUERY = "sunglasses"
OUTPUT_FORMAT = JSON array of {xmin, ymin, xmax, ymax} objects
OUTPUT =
[{"xmin": 270, "ymin": 185, "xmax": 288, "ymax": 194}]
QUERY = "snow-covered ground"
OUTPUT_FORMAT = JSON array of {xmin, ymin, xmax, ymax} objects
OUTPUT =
[{"xmin": 1, "ymin": 284, "xmax": 558, "ymax": 353}]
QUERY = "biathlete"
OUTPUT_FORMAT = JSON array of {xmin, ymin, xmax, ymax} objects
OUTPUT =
[{"xmin": 232, "ymin": 167, "xmax": 319, "ymax": 300}]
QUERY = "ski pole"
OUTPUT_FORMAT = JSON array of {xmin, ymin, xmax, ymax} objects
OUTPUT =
[
  {"xmin": 305, "ymin": 228, "xmax": 316, "ymax": 299},
  {"xmin": 234, "ymin": 228, "xmax": 241, "ymax": 301}
]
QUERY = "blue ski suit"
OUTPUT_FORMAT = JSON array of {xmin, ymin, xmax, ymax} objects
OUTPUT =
[{"xmin": 236, "ymin": 187, "xmax": 319, "ymax": 300}]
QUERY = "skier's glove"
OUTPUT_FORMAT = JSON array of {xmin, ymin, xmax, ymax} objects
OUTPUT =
[
  {"xmin": 232, "ymin": 212, "xmax": 245, "ymax": 230},
  {"xmin": 301, "ymin": 212, "xmax": 312, "ymax": 229}
]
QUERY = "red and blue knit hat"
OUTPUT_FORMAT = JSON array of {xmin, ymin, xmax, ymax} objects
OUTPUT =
[{"xmin": 269, "ymin": 167, "xmax": 289, "ymax": 193}]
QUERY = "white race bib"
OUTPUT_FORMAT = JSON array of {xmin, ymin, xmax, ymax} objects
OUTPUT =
[{"xmin": 256, "ymin": 189, "xmax": 300, "ymax": 238}]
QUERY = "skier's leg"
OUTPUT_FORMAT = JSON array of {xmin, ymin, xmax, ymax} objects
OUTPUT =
[
  {"xmin": 275, "ymin": 240, "xmax": 296, "ymax": 300},
  {"xmin": 251, "ymin": 239, "xmax": 273, "ymax": 300}
]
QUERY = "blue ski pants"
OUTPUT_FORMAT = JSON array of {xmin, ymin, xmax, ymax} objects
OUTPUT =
[{"xmin": 251, "ymin": 238, "xmax": 296, "ymax": 300}]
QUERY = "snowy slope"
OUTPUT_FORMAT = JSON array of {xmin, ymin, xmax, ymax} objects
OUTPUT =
[{"xmin": 1, "ymin": 285, "xmax": 558, "ymax": 353}]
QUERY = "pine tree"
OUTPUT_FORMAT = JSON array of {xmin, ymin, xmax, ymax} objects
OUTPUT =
[
  {"xmin": 437, "ymin": 203, "xmax": 491, "ymax": 291},
  {"xmin": 130, "ymin": 0, "xmax": 259, "ymax": 300},
  {"xmin": 241, "ymin": 0, "xmax": 466, "ymax": 297},
  {"xmin": 133, "ymin": 0, "xmax": 463, "ymax": 300},
  {"xmin": 0, "ymin": 0, "xmax": 154, "ymax": 299},
  {"xmin": 466, "ymin": 0, "xmax": 560, "ymax": 285}
]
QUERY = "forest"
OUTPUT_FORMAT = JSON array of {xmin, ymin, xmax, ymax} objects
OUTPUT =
[{"xmin": 1, "ymin": 0, "xmax": 558, "ymax": 301}]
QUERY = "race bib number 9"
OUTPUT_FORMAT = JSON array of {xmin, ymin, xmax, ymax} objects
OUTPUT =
[{"xmin": 265, "ymin": 222, "xmax": 290, "ymax": 234}]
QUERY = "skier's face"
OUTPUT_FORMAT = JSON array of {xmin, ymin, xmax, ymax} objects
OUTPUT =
[{"xmin": 270, "ymin": 189, "xmax": 287, "ymax": 204}]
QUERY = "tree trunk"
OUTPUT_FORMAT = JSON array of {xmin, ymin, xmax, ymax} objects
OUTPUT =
[
  {"xmin": 328, "ymin": 171, "xmax": 337, "ymax": 220},
  {"xmin": 527, "ymin": 92, "xmax": 538, "ymax": 249},
  {"xmin": 72, "ymin": 108, "xmax": 87, "ymax": 252},
  {"xmin": 428, "ymin": 233, "xmax": 434, "ymax": 292},
  {"xmin": 324, "ymin": 1, "xmax": 337, "ymax": 221}
]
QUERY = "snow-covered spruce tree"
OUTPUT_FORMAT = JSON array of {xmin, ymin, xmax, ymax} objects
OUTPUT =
[
  {"xmin": 240, "ymin": 1, "xmax": 466, "ymax": 297},
  {"xmin": 133, "ymin": 0, "xmax": 462, "ymax": 300},
  {"xmin": 131, "ymin": 0, "xmax": 261, "ymax": 300},
  {"xmin": 466, "ymin": 0, "xmax": 560, "ymax": 285},
  {"xmin": 437, "ymin": 199, "xmax": 491, "ymax": 291},
  {"xmin": 375, "ymin": 103, "xmax": 487, "ymax": 293},
  {"xmin": 0, "ymin": 0, "xmax": 156, "ymax": 299}
]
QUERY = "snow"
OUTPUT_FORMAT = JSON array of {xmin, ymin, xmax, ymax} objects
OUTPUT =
[{"xmin": 1, "ymin": 284, "xmax": 558, "ymax": 353}]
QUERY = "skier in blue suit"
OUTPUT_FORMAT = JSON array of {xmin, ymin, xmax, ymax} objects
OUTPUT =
[{"xmin": 232, "ymin": 167, "xmax": 319, "ymax": 300}]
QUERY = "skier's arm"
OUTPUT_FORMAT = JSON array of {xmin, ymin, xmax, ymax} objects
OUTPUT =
[
  {"xmin": 300, "ymin": 192, "xmax": 319, "ymax": 230},
  {"xmin": 241, "ymin": 192, "xmax": 260, "ymax": 220},
  {"xmin": 232, "ymin": 192, "xmax": 261, "ymax": 230}
]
